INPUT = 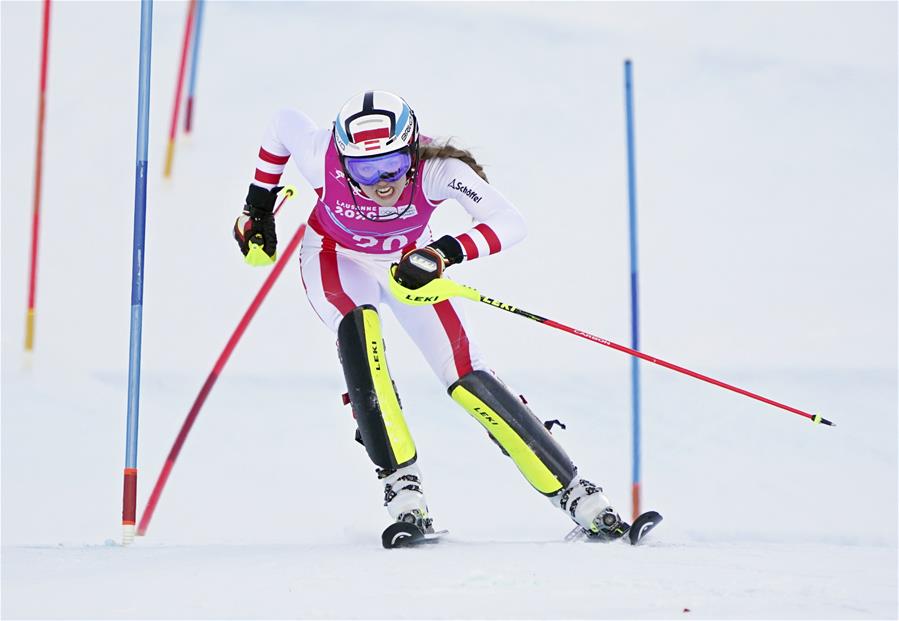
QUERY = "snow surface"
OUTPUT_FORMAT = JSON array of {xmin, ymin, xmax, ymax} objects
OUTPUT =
[{"xmin": 2, "ymin": 1, "xmax": 897, "ymax": 619}]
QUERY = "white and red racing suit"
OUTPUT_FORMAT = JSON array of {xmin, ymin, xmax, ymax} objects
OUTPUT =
[{"xmin": 249, "ymin": 108, "xmax": 527, "ymax": 387}]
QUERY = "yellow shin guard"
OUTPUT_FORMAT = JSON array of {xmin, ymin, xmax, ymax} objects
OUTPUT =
[
  {"xmin": 338, "ymin": 305, "xmax": 416, "ymax": 469},
  {"xmin": 449, "ymin": 370, "xmax": 575, "ymax": 495}
]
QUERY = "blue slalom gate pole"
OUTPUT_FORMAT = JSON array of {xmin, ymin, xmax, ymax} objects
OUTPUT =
[
  {"xmin": 184, "ymin": 0, "xmax": 204, "ymax": 133},
  {"xmin": 624, "ymin": 59, "xmax": 642, "ymax": 521},
  {"xmin": 123, "ymin": 0, "xmax": 154, "ymax": 545}
]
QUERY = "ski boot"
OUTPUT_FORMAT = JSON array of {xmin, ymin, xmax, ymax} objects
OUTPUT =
[
  {"xmin": 553, "ymin": 478, "xmax": 630, "ymax": 542},
  {"xmin": 378, "ymin": 463, "xmax": 434, "ymax": 534},
  {"xmin": 379, "ymin": 464, "xmax": 442, "ymax": 548}
]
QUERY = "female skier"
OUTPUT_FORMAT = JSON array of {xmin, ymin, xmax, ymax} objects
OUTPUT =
[{"xmin": 233, "ymin": 91, "xmax": 628, "ymax": 541}]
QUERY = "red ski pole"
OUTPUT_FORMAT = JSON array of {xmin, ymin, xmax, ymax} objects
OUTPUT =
[
  {"xmin": 484, "ymin": 297, "xmax": 835, "ymax": 426},
  {"xmin": 138, "ymin": 190, "xmax": 301, "ymax": 536},
  {"xmin": 390, "ymin": 276, "xmax": 836, "ymax": 427}
]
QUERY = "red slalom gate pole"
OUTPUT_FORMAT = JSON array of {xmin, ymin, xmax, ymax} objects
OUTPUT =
[
  {"xmin": 138, "ymin": 209, "xmax": 302, "ymax": 536},
  {"xmin": 25, "ymin": 0, "xmax": 51, "ymax": 352},
  {"xmin": 184, "ymin": 0, "xmax": 204, "ymax": 133},
  {"xmin": 163, "ymin": 0, "xmax": 196, "ymax": 178}
]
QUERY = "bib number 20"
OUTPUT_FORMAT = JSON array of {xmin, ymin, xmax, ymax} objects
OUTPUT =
[{"xmin": 353, "ymin": 235, "xmax": 409, "ymax": 252}]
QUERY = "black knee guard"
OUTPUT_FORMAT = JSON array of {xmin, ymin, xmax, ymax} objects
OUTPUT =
[
  {"xmin": 338, "ymin": 305, "xmax": 416, "ymax": 470},
  {"xmin": 448, "ymin": 370, "xmax": 576, "ymax": 495}
]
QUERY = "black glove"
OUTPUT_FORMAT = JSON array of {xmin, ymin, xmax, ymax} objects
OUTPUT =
[
  {"xmin": 393, "ymin": 235, "xmax": 463, "ymax": 289},
  {"xmin": 233, "ymin": 184, "xmax": 280, "ymax": 264}
]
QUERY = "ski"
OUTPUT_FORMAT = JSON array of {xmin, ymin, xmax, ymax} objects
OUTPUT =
[
  {"xmin": 381, "ymin": 510, "xmax": 662, "ymax": 548},
  {"xmin": 381, "ymin": 522, "xmax": 447, "ymax": 549},
  {"xmin": 564, "ymin": 510, "xmax": 663, "ymax": 545}
]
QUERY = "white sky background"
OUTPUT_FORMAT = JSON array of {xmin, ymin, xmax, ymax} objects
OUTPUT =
[{"xmin": 1, "ymin": 1, "xmax": 896, "ymax": 384}]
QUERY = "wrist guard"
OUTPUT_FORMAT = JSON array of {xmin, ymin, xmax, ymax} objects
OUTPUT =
[
  {"xmin": 428, "ymin": 235, "xmax": 464, "ymax": 266},
  {"xmin": 244, "ymin": 184, "xmax": 282, "ymax": 217}
]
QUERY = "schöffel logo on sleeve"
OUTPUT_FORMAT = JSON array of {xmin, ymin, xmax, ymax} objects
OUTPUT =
[{"xmin": 448, "ymin": 179, "xmax": 483, "ymax": 203}]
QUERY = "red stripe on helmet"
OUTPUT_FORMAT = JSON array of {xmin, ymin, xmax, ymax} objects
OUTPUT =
[
  {"xmin": 258, "ymin": 148, "xmax": 290, "ymax": 165},
  {"xmin": 352, "ymin": 127, "xmax": 390, "ymax": 143},
  {"xmin": 474, "ymin": 223, "xmax": 502, "ymax": 255},
  {"xmin": 434, "ymin": 301, "xmax": 473, "ymax": 379}
]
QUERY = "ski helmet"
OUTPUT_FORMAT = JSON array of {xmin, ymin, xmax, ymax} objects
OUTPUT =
[{"xmin": 334, "ymin": 91, "xmax": 418, "ymax": 158}]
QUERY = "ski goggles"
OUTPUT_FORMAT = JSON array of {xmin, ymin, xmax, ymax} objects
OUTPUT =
[{"xmin": 344, "ymin": 150, "xmax": 412, "ymax": 186}]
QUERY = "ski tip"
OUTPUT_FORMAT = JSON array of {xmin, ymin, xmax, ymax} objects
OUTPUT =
[
  {"xmin": 381, "ymin": 522, "xmax": 423, "ymax": 549},
  {"xmin": 629, "ymin": 510, "xmax": 663, "ymax": 545}
]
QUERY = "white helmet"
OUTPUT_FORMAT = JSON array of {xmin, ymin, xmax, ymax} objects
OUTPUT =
[{"xmin": 334, "ymin": 91, "xmax": 418, "ymax": 158}]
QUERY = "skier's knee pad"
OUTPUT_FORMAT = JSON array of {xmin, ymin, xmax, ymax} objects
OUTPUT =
[
  {"xmin": 338, "ymin": 305, "xmax": 416, "ymax": 470},
  {"xmin": 448, "ymin": 370, "xmax": 576, "ymax": 495}
]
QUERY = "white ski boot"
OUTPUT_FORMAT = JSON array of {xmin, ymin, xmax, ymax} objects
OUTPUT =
[
  {"xmin": 552, "ymin": 478, "xmax": 629, "ymax": 541},
  {"xmin": 378, "ymin": 463, "xmax": 434, "ymax": 534}
]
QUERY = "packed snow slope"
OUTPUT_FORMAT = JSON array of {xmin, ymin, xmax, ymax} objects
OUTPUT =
[{"xmin": 2, "ymin": 2, "xmax": 897, "ymax": 619}]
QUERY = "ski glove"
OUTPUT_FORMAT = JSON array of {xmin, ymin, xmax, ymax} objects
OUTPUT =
[
  {"xmin": 234, "ymin": 184, "xmax": 280, "ymax": 266},
  {"xmin": 393, "ymin": 235, "xmax": 464, "ymax": 290}
]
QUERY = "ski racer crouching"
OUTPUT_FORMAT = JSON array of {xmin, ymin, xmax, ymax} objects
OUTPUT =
[{"xmin": 234, "ymin": 90, "xmax": 629, "ymax": 543}]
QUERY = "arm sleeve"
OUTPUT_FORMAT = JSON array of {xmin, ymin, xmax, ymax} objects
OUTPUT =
[
  {"xmin": 251, "ymin": 108, "xmax": 330, "ymax": 190},
  {"xmin": 422, "ymin": 157, "xmax": 527, "ymax": 261}
]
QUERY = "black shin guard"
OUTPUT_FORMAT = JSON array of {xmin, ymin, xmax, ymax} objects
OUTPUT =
[
  {"xmin": 338, "ymin": 305, "xmax": 416, "ymax": 470},
  {"xmin": 449, "ymin": 370, "xmax": 576, "ymax": 495}
]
